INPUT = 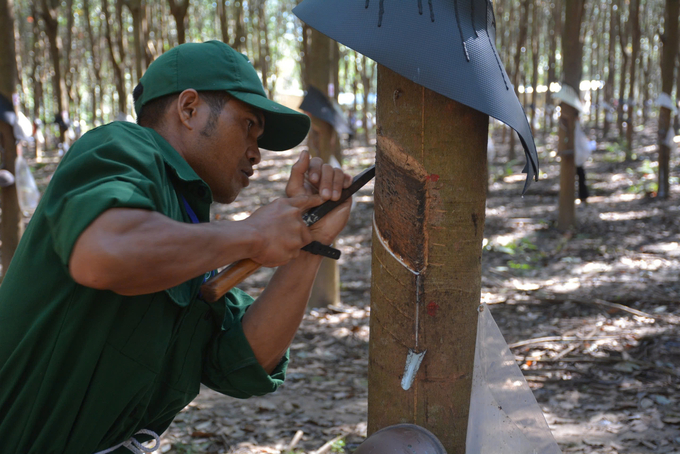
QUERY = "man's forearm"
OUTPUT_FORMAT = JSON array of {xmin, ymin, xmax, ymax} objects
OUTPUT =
[
  {"xmin": 241, "ymin": 251, "xmax": 324, "ymax": 373},
  {"xmin": 69, "ymin": 208, "xmax": 263, "ymax": 295}
]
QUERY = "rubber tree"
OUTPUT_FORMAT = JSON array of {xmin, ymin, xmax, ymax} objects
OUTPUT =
[
  {"xmin": 303, "ymin": 27, "xmax": 342, "ymax": 308},
  {"xmin": 167, "ymin": 0, "xmax": 190, "ymax": 45},
  {"xmin": 557, "ymin": 0, "xmax": 586, "ymax": 232},
  {"xmin": 603, "ymin": 0, "xmax": 619, "ymax": 138},
  {"xmin": 0, "ymin": 0, "xmax": 20, "ymax": 277},
  {"xmin": 39, "ymin": 0, "xmax": 68, "ymax": 143},
  {"xmin": 625, "ymin": 0, "xmax": 641, "ymax": 157},
  {"xmin": 368, "ymin": 65, "xmax": 488, "ymax": 454},
  {"xmin": 658, "ymin": 0, "xmax": 680, "ymax": 199}
]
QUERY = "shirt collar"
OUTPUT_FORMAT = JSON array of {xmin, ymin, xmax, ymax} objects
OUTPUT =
[{"xmin": 147, "ymin": 128, "xmax": 203, "ymax": 182}]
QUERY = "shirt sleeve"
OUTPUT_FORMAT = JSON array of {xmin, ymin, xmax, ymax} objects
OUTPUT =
[
  {"xmin": 42, "ymin": 130, "xmax": 165, "ymax": 267},
  {"xmin": 201, "ymin": 288, "xmax": 289, "ymax": 398}
]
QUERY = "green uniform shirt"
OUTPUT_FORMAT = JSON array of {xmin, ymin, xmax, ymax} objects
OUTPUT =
[{"xmin": 0, "ymin": 122, "xmax": 288, "ymax": 454}]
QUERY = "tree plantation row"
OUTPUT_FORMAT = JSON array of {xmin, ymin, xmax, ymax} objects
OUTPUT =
[{"xmin": 2, "ymin": 0, "xmax": 677, "ymax": 148}]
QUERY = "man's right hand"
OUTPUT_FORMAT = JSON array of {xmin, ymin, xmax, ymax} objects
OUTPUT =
[{"xmin": 242, "ymin": 194, "xmax": 322, "ymax": 267}]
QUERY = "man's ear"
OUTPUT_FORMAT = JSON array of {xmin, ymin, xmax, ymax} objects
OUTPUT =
[{"xmin": 176, "ymin": 89, "xmax": 201, "ymax": 131}]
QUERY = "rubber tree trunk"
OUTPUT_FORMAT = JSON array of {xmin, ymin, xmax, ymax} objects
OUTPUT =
[
  {"xmin": 545, "ymin": 0, "xmax": 561, "ymax": 137},
  {"xmin": 509, "ymin": 0, "xmax": 530, "ymax": 160},
  {"xmin": 168, "ymin": 0, "xmax": 189, "ymax": 45},
  {"xmin": 658, "ymin": 0, "xmax": 680, "ymax": 199},
  {"xmin": 625, "ymin": 0, "xmax": 641, "ymax": 157},
  {"xmin": 40, "ymin": 0, "xmax": 67, "ymax": 143},
  {"xmin": 557, "ymin": 0, "xmax": 585, "ymax": 232},
  {"xmin": 368, "ymin": 65, "xmax": 488, "ymax": 454},
  {"xmin": 125, "ymin": 0, "xmax": 145, "ymax": 84},
  {"xmin": 0, "ymin": 0, "xmax": 20, "ymax": 277},
  {"xmin": 617, "ymin": 7, "xmax": 629, "ymax": 141},
  {"xmin": 304, "ymin": 28, "xmax": 341, "ymax": 308},
  {"xmin": 603, "ymin": 0, "xmax": 618, "ymax": 138}
]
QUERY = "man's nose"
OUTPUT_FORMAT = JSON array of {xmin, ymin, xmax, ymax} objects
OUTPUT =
[{"xmin": 248, "ymin": 146, "xmax": 261, "ymax": 165}]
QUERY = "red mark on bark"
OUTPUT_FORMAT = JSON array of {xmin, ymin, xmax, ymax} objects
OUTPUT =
[
  {"xmin": 426, "ymin": 302, "xmax": 440, "ymax": 317},
  {"xmin": 427, "ymin": 174, "xmax": 440, "ymax": 182}
]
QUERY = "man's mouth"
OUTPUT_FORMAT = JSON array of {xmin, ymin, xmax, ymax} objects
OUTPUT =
[{"xmin": 241, "ymin": 170, "xmax": 252, "ymax": 186}]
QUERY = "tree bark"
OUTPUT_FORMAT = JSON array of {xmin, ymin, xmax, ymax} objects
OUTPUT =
[
  {"xmin": 304, "ymin": 27, "xmax": 342, "ymax": 308},
  {"xmin": 557, "ymin": 0, "xmax": 586, "ymax": 232},
  {"xmin": 63, "ymin": 0, "xmax": 75, "ymax": 109},
  {"xmin": 168, "ymin": 0, "xmax": 189, "ymax": 45},
  {"xmin": 603, "ymin": 0, "xmax": 619, "ymax": 138},
  {"xmin": 625, "ymin": 0, "xmax": 641, "ymax": 157},
  {"xmin": 256, "ymin": 0, "xmax": 271, "ymax": 96},
  {"xmin": 124, "ymin": 0, "xmax": 146, "ymax": 84},
  {"xmin": 0, "ymin": 0, "xmax": 21, "ymax": 276},
  {"xmin": 369, "ymin": 65, "xmax": 487, "ymax": 454},
  {"xmin": 509, "ymin": 0, "xmax": 530, "ymax": 159},
  {"xmin": 102, "ymin": 0, "xmax": 128, "ymax": 117},
  {"xmin": 39, "ymin": 0, "xmax": 67, "ymax": 142},
  {"xmin": 545, "ymin": 0, "xmax": 561, "ymax": 137},
  {"xmin": 83, "ymin": 0, "xmax": 103, "ymax": 125},
  {"xmin": 617, "ymin": 6, "xmax": 629, "ymax": 140},
  {"xmin": 657, "ymin": 0, "xmax": 679, "ymax": 199},
  {"xmin": 360, "ymin": 56, "xmax": 374, "ymax": 146},
  {"xmin": 232, "ymin": 0, "xmax": 245, "ymax": 52},
  {"xmin": 218, "ymin": 0, "xmax": 229, "ymax": 43},
  {"xmin": 530, "ymin": 0, "xmax": 540, "ymax": 131}
]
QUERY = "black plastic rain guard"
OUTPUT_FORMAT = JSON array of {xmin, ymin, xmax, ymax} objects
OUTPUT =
[
  {"xmin": 293, "ymin": 0, "xmax": 539, "ymax": 192},
  {"xmin": 299, "ymin": 85, "xmax": 353, "ymax": 135}
]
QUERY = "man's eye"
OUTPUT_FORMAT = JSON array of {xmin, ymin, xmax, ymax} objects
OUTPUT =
[{"xmin": 247, "ymin": 120, "xmax": 254, "ymax": 131}]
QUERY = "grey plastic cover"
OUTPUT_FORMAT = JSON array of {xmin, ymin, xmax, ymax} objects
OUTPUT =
[
  {"xmin": 293, "ymin": 0, "xmax": 539, "ymax": 192},
  {"xmin": 299, "ymin": 85, "xmax": 353, "ymax": 135}
]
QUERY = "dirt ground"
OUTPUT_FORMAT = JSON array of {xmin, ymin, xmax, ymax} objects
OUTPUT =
[{"xmin": 12, "ymin": 121, "xmax": 680, "ymax": 454}]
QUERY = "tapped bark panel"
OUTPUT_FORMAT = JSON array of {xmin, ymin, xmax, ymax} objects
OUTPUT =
[{"xmin": 374, "ymin": 136, "xmax": 428, "ymax": 273}]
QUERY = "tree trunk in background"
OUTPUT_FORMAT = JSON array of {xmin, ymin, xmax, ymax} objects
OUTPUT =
[
  {"xmin": 531, "ymin": 0, "xmax": 540, "ymax": 132},
  {"xmin": 331, "ymin": 41, "xmax": 340, "ymax": 102},
  {"xmin": 168, "ymin": 0, "xmax": 190, "ymax": 45},
  {"xmin": 360, "ymin": 56, "xmax": 374, "ymax": 146},
  {"xmin": 304, "ymin": 27, "xmax": 341, "ymax": 309},
  {"xmin": 102, "ymin": 0, "xmax": 127, "ymax": 116},
  {"xmin": 545, "ymin": 0, "xmax": 561, "ymax": 137},
  {"xmin": 83, "ymin": 0, "xmax": 103, "ymax": 125},
  {"xmin": 657, "ymin": 0, "xmax": 679, "ymax": 199},
  {"xmin": 558, "ymin": 0, "xmax": 585, "ymax": 232},
  {"xmin": 509, "ymin": 0, "xmax": 530, "ymax": 160},
  {"xmin": 218, "ymin": 0, "xmax": 229, "ymax": 43},
  {"xmin": 642, "ymin": 54, "xmax": 650, "ymax": 125},
  {"xmin": 30, "ymin": 2, "xmax": 43, "ymax": 123},
  {"xmin": 603, "ymin": 0, "xmax": 618, "ymax": 138},
  {"xmin": 0, "ymin": 0, "xmax": 21, "ymax": 277},
  {"xmin": 617, "ymin": 6, "xmax": 629, "ymax": 141},
  {"xmin": 256, "ymin": 0, "xmax": 271, "ymax": 96},
  {"xmin": 232, "ymin": 0, "xmax": 245, "ymax": 52},
  {"xmin": 125, "ymin": 0, "xmax": 146, "ymax": 84},
  {"xmin": 369, "ymin": 64, "xmax": 488, "ymax": 454},
  {"xmin": 40, "ymin": 0, "xmax": 67, "ymax": 143},
  {"xmin": 625, "ymin": 0, "xmax": 641, "ymax": 157},
  {"xmin": 63, "ymin": 0, "xmax": 75, "ymax": 110}
]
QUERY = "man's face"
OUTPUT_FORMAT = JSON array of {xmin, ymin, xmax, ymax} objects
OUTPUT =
[{"xmin": 188, "ymin": 96, "xmax": 265, "ymax": 204}]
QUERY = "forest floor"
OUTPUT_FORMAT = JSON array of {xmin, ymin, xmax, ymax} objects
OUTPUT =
[{"xmin": 16, "ymin": 122, "xmax": 680, "ymax": 454}]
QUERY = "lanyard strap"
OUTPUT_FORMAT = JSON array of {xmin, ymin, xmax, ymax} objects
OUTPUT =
[
  {"xmin": 180, "ymin": 194, "xmax": 200, "ymax": 224},
  {"xmin": 179, "ymin": 194, "xmax": 215, "ymax": 286}
]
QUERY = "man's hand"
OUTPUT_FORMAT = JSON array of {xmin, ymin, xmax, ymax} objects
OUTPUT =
[
  {"xmin": 241, "ymin": 195, "xmax": 316, "ymax": 267},
  {"xmin": 285, "ymin": 151, "xmax": 353, "ymax": 245}
]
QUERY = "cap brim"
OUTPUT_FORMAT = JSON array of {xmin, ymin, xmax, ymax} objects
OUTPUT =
[{"xmin": 230, "ymin": 92, "xmax": 311, "ymax": 151}]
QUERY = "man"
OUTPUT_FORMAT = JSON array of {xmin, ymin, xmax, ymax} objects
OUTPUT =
[{"xmin": 0, "ymin": 40, "xmax": 353, "ymax": 454}]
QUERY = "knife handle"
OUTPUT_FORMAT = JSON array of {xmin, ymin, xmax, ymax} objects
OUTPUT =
[{"xmin": 200, "ymin": 259, "xmax": 261, "ymax": 302}]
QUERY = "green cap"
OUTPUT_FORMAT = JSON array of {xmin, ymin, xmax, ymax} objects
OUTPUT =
[{"xmin": 134, "ymin": 40, "xmax": 310, "ymax": 151}]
